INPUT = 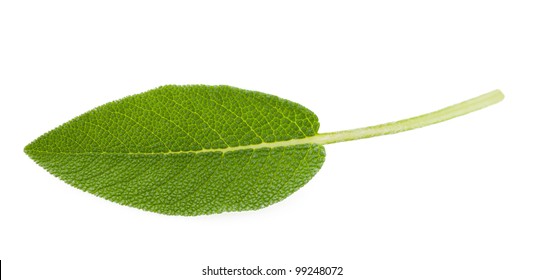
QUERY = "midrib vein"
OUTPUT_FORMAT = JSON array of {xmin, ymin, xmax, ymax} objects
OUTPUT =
[
  {"xmin": 26, "ymin": 137, "xmax": 319, "ymax": 156},
  {"xmin": 26, "ymin": 90, "xmax": 504, "ymax": 156}
]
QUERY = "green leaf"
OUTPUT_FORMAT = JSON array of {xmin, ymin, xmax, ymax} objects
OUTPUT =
[{"xmin": 24, "ymin": 85, "xmax": 504, "ymax": 216}]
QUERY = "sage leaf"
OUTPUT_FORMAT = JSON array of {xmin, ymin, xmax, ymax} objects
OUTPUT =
[{"xmin": 24, "ymin": 85, "xmax": 504, "ymax": 215}]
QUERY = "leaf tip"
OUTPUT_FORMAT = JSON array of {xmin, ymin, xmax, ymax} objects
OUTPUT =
[
  {"xmin": 24, "ymin": 143, "xmax": 31, "ymax": 155},
  {"xmin": 24, "ymin": 140, "xmax": 38, "ymax": 159}
]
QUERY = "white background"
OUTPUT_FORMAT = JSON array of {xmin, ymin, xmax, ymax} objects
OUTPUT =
[{"xmin": 1, "ymin": 1, "xmax": 543, "ymax": 279}]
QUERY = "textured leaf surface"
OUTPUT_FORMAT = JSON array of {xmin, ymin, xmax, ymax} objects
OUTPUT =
[{"xmin": 25, "ymin": 85, "xmax": 326, "ymax": 215}]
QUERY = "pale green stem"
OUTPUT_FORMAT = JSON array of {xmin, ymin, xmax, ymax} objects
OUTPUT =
[
  {"xmin": 32, "ymin": 90, "xmax": 503, "ymax": 155},
  {"xmin": 310, "ymin": 89, "xmax": 504, "ymax": 145}
]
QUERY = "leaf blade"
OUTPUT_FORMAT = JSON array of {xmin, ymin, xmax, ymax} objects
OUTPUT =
[{"xmin": 25, "ymin": 85, "xmax": 325, "ymax": 215}]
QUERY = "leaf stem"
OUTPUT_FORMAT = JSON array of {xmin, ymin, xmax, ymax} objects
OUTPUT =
[
  {"xmin": 311, "ymin": 89, "xmax": 504, "ymax": 145},
  {"xmin": 26, "ymin": 90, "xmax": 504, "ymax": 155}
]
